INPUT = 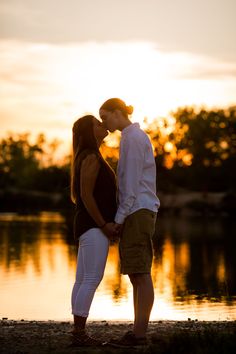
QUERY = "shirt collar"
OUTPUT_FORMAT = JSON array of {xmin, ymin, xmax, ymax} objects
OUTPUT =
[{"xmin": 121, "ymin": 122, "xmax": 140, "ymax": 136}]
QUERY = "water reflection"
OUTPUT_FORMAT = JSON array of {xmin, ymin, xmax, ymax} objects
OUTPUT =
[
  {"xmin": 0, "ymin": 212, "xmax": 235, "ymax": 321},
  {"xmin": 154, "ymin": 216, "xmax": 236, "ymax": 302}
]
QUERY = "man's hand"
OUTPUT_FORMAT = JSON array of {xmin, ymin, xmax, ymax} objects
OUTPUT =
[
  {"xmin": 114, "ymin": 223, "xmax": 123, "ymax": 234},
  {"xmin": 102, "ymin": 222, "xmax": 120, "ymax": 242}
]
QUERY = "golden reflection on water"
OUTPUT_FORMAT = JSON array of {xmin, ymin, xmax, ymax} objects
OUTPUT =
[
  {"xmin": 0, "ymin": 213, "xmax": 235, "ymax": 321},
  {"xmin": 152, "ymin": 238, "xmax": 190, "ymax": 301},
  {"xmin": 0, "ymin": 212, "xmax": 65, "ymax": 223}
]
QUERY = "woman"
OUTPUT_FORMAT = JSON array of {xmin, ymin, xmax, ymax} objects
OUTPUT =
[{"xmin": 71, "ymin": 115, "xmax": 117, "ymax": 346}]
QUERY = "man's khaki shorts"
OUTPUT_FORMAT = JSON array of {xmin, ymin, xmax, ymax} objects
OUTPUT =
[{"xmin": 119, "ymin": 208, "xmax": 157, "ymax": 275}]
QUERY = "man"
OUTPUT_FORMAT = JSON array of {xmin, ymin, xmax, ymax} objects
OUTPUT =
[{"xmin": 99, "ymin": 98, "xmax": 160, "ymax": 347}]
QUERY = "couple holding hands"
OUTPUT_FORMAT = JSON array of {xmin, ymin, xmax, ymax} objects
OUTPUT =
[{"xmin": 70, "ymin": 97, "xmax": 160, "ymax": 347}]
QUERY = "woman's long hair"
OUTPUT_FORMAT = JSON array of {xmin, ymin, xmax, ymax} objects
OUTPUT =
[{"xmin": 71, "ymin": 115, "xmax": 99, "ymax": 204}]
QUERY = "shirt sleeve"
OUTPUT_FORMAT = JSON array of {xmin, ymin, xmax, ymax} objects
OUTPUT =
[{"xmin": 115, "ymin": 135, "xmax": 145, "ymax": 224}]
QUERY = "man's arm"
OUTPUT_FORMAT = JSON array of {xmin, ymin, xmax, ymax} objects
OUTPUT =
[{"xmin": 115, "ymin": 136, "xmax": 144, "ymax": 224}]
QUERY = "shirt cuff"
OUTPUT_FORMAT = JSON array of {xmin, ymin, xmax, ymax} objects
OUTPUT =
[{"xmin": 114, "ymin": 212, "xmax": 126, "ymax": 225}]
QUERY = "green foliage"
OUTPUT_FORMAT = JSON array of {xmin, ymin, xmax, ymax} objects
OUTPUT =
[
  {"xmin": 153, "ymin": 106, "xmax": 236, "ymax": 192},
  {"xmin": 0, "ymin": 133, "xmax": 71, "ymax": 212},
  {"xmin": 0, "ymin": 133, "xmax": 41, "ymax": 189},
  {"xmin": 0, "ymin": 133, "xmax": 70, "ymax": 190},
  {"xmin": 173, "ymin": 106, "xmax": 236, "ymax": 168},
  {"xmin": 1, "ymin": 105, "xmax": 236, "ymax": 211}
]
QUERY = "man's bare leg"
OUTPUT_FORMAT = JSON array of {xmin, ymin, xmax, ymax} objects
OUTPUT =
[{"xmin": 129, "ymin": 273, "xmax": 154, "ymax": 338}]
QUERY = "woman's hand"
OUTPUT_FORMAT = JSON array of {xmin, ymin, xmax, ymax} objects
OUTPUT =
[{"xmin": 102, "ymin": 222, "xmax": 120, "ymax": 242}]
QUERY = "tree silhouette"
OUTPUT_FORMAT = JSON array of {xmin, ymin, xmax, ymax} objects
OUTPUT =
[
  {"xmin": 148, "ymin": 106, "xmax": 236, "ymax": 192},
  {"xmin": 1, "ymin": 106, "xmax": 236, "ymax": 213}
]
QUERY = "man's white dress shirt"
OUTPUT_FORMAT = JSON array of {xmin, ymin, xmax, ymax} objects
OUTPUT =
[{"xmin": 115, "ymin": 123, "xmax": 160, "ymax": 224}]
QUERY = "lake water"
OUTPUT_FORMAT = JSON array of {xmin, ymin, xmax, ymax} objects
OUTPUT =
[{"xmin": 0, "ymin": 212, "xmax": 235, "ymax": 321}]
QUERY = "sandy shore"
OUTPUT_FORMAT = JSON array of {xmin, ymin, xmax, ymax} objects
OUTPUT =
[{"xmin": 1, "ymin": 319, "xmax": 236, "ymax": 354}]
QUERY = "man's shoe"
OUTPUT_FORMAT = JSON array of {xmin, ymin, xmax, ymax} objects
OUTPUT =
[
  {"xmin": 109, "ymin": 331, "xmax": 147, "ymax": 348},
  {"xmin": 70, "ymin": 329, "xmax": 104, "ymax": 347}
]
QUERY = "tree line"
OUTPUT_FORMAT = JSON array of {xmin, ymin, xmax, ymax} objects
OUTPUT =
[{"xmin": 1, "ymin": 105, "xmax": 236, "ymax": 212}]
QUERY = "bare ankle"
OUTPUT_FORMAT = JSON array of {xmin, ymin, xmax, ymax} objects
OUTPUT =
[
  {"xmin": 133, "ymin": 329, "xmax": 147, "ymax": 338},
  {"xmin": 73, "ymin": 315, "xmax": 87, "ymax": 330}
]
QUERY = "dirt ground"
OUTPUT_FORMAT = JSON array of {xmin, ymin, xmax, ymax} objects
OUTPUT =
[{"xmin": 1, "ymin": 319, "xmax": 236, "ymax": 354}]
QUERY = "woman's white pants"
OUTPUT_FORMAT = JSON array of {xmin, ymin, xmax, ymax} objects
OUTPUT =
[{"xmin": 71, "ymin": 228, "xmax": 109, "ymax": 317}]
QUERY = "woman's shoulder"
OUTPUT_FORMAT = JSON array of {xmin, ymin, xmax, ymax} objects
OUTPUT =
[
  {"xmin": 80, "ymin": 150, "xmax": 102, "ymax": 169},
  {"xmin": 80, "ymin": 149, "xmax": 100, "ymax": 160}
]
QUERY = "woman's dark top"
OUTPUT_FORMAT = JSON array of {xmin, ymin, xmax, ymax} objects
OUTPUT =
[{"xmin": 74, "ymin": 149, "xmax": 117, "ymax": 239}]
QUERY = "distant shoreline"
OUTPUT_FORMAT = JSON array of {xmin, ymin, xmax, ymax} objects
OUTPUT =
[
  {"xmin": 1, "ymin": 189, "xmax": 236, "ymax": 218},
  {"xmin": 1, "ymin": 319, "xmax": 236, "ymax": 353}
]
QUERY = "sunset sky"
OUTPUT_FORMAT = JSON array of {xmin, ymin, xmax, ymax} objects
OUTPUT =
[{"xmin": 1, "ymin": 0, "xmax": 236, "ymax": 155}]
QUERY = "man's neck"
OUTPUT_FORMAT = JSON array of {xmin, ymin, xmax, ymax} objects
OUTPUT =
[{"xmin": 119, "ymin": 118, "xmax": 132, "ymax": 131}]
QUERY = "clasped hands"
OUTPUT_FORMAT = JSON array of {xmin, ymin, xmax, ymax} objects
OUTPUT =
[{"xmin": 102, "ymin": 222, "xmax": 122, "ymax": 243}]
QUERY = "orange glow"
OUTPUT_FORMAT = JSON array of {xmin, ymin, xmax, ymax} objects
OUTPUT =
[
  {"xmin": 0, "ymin": 213, "xmax": 235, "ymax": 321},
  {"xmin": 164, "ymin": 142, "xmax": 174, "ymax": 153},
  {"xmin": 182, "ymin": 153, "xmax": 193, "ymax": 166},
  {"xmin": 1, "ymin": 40, "xmax": 236, "ymax": 158},
  {"xmin": 220, "ymin": 141, "xmax": 228, "ymax": 149},
  {"xmin": 100, "ymin": 144, "xmax": 119, "ymax": 162}
]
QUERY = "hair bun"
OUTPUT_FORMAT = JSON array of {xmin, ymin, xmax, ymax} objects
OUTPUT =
[{"xmin": 126, "ymin": 105, "xmax": 133, "ymax": 115}]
